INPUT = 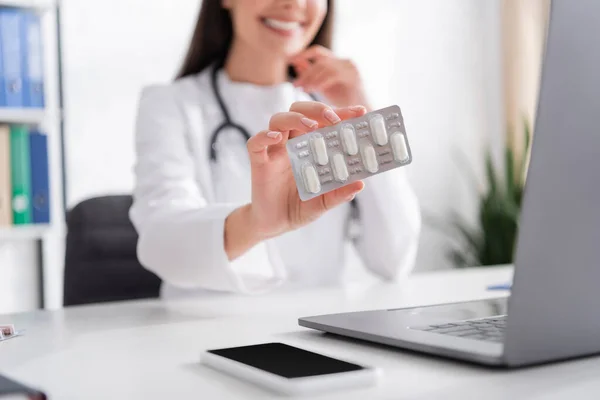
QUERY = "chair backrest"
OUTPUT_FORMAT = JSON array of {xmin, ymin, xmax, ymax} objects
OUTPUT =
[{"xmin": 63, "ymin": 195, "xmax": 161, "ymax": 306}]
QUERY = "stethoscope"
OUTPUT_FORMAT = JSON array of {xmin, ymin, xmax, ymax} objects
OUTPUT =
[
  {"xmin": 207, "ymin": 63, "xmax": 360, "ymax": 232},
  {"xmin": 208, "ymin": 63, "xmax": 318, "ymax": 161},
  {"xmin": 208, "ymin": 64, "xmax": 253, "ymax": 161}
]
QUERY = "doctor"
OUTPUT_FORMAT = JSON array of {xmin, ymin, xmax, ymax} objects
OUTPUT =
[{"xmin": 130, "ymin": 0, "xmax": 421, "ymax": 298}]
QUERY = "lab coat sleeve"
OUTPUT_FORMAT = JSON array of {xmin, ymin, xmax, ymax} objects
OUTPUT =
[
  {"xmin": 129, "ymin": 85, "xmax": 286, "ymax": 294},
  {"xmin": 352, "ymin": 168, "xmax": 421, "ymax": 280}
]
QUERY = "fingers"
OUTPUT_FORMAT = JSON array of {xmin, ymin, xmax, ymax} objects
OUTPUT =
[
  {"xmin": 305, "ymin": 181, "xmax": 365, "ymax": 214},
  {"xmin": 246, "ymin": 130, "xmax": 283, "ymax": 165},
  {"xmin": 289, "ymin": 44, "xmax": 333, "ymax": 65},
  {"xmin": 268, "ymin": 111, "xmax": 318, "ymax": 133},
  {"xmin": 289, "ymin": 101, "xmax": 342, "ymax": 127},
  {"xmin": 251, "ymin": 104, "xmax": 367, "ymax": 163},
  {"xmin": 333, "ymin": 105, "xmax": 368, "ymax": 120},
  {"xmin": 289, "ymin": 101, "xmax": 367, "ymax": 129},
  {"xmin": 291, "ymin": 58, "xmax": 311, "ymax": 76},
  {"xmin": 310, "ymin": 70, "xmax": 341, "ymax": 91},
  {"xmin": 293, "ymin": 61, "xmax": 328, "ymax": 89}
]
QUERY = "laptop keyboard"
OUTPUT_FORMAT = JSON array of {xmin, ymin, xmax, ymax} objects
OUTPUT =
[{"xmin": 411, "ymin": 315, "xmax": 507, "ymax": 343}]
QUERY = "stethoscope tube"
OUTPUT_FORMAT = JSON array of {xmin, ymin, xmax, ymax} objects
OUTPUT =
[
  {"xmin": 209, "ymin": 65, "xmax": 252, "ymax": 161},
  {"xmin": 209, "ymin": 63, "xmax": 320, "ymax": 162}
]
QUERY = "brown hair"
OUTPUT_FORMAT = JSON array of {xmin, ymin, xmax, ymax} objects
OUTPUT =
[{"xmin": 177, "ymin": 0, "xmax": 335, "ymax": 79}]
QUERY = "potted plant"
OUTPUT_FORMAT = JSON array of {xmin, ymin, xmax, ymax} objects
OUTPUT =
[{"xmin": 446, "ymin": 119, "xmax": 532, "ymax": 268}]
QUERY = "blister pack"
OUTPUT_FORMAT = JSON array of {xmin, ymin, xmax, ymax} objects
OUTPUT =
[{"xmin": 286, "ymin": 105, "xmax": 413, "ymax": 201}]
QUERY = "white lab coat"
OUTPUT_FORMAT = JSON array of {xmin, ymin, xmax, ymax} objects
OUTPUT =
[{"xmin": 130, "ymin": 68, "xmax": 421, "ymax": 299}]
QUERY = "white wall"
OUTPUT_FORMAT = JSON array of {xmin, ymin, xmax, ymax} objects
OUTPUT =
[
  {"xmin": 61, "ymin": 0, "xmax": 201, "ymax": 206},
  {"xmin": 59, "ymin": 0, "xmax": 503, "ymax": 273},
  {"xmin": 334, "ymin": 0, "xmax": 504, "ymax": 271}
]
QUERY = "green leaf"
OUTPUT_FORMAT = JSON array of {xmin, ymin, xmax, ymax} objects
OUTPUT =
[
  {"xmin": 520, "ymin": 118, "xmax": 532, "ymax": 185},
  {"xmin": 505, "ymin": 146, "xmax": 515, "ymax": 200},
  {"xmin": 450, "ymin": 212, "xmax": 482, "ymax": 254},
  {"xmin": 485, "ymin": 152, "xmax": 497, "ymax": 194},
  {"xmin": 448, "ymin": 248, "xmax": 480, "ymax": 268}
]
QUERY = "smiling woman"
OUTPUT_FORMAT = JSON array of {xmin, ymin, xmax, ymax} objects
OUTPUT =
[
  {"xmin": 178, "ymin": 0, "xmax": 334, "ymax": 84},
  {"xmin": 129, "ymin": 0, "xmax": 421, "ymax": 299}
]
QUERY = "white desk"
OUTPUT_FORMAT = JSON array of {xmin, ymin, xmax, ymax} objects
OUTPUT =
[{"xmin": 1, "ymin": 266, "xmax": 599, "ymax": 399}]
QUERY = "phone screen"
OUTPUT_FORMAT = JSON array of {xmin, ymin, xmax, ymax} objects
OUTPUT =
[{"xmin": 207, "ymin": 342, "xmax": 365, "ymax": 379}]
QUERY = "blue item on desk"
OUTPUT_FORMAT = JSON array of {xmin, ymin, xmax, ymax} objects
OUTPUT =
[{"xmin": 487, "ymin": 283, "xmax": 512, "ymax": 291}]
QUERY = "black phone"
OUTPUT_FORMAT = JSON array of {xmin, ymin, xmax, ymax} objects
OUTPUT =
[{"xmin": 202, "ymin": 342, "xmax": 378, "ymax": 395}]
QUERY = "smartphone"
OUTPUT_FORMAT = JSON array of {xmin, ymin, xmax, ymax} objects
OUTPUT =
[{"xmin": 201, "ymin": 342, "xmax": 379, "ymax": 396}]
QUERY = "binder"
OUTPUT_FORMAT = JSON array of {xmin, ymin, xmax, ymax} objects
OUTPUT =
[
  {"xmin": 29, "ymin": 131, "xmax": 50, "ymax": 223},
  {"xmin": 0, "ymin": 125, "xmax": 11, "ymax": 225},
  {"xmin": 9, "ymin": 125, "xmax": 32, "ymax": 224},
  {"xmin": 0, "ymin": 8, "xmax": 24, "ymax": 107},
  {"xmin": 21, "ymin": 11, "xmax": 44, "ymax": 108},
  {"xmin": 0, "ymin": 14, "xmax": 3, "ymax": 107}
]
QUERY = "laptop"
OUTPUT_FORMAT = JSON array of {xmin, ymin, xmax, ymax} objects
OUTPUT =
[{"xmin": 299, "ymin": 0, "xmax": 600, "ymax": 367}]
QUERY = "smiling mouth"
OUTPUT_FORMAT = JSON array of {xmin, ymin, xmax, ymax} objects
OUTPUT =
[{"xmin": 261, "ymin": 18, "xmax": 304, "ymax": 36}]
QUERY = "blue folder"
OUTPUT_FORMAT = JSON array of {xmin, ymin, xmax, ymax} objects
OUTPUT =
[
  {"xmin": 0, "ymin": 13, "xmax": 3, "ymax": 106},
  {"xmin": 0, "ymin": 8, "xmax": 24, "ymax": 107},
  {"xmin": 21, "ymin": 10, "xmax": 44, "ymax": 108},
  {"xmin": 29, "ymin": 131, "xmax": 50, "ymax": 223}
]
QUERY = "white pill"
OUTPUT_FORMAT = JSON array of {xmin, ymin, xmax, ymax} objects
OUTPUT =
[
  {"xmin": 390, "ymin": 132, "xmax": 409, "ymax": 162},
  {"xmin": 332, "ymin": 153, "xmax": 349, "ymax": 182},
  {"xmin": 340, "ymin": 125, "xmax": 358, "ymax": 156},
  {"xmin": 369, "ymin": 114, "xmax": 388, "ymax": 146},
  {"xmin": 311, "ymin": 136, "xmax": 329, "ymax": 166},
  {"xmin": 302, "ymin": 164, "xmax": 321, "ymax": 194},
  {"xmin": 361, "ymin": 143, "xmax": 379, "ymax": 173}
]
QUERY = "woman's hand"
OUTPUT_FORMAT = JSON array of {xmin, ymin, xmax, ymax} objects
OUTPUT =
[
  {"xmin": 289, "ymin": 46, "xmax": 370, "ymax": 110},
  {"xmin": 224, "ymin": 101, "xmax": 367, "ymax": 260}
]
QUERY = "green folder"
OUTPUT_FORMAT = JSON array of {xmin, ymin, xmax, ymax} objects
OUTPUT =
[{"xmin": 9, "ymin": 125, "xmax": 32, "ymax": 225}]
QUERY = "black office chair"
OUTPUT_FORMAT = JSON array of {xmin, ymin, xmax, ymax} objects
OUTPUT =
[{"xmin": 63, "ymin": 195, "xmax": 161, "ymax": 306}]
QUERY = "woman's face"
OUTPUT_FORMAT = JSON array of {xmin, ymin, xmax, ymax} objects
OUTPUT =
[{"xmin": 223, "ymin": 0, "xmax": 328, "ymax": 57}]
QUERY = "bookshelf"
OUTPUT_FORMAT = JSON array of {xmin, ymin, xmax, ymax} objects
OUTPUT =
[
  {"xmin": 0, "ymin": 0, "xmax": 64, "ymax": 310},
  {"xmin": 0, "ymin": 108, "xmax": 48, "ymax": 124},
  {"xmin": 0, "ymin": 224, "xmax": 51, "ymax": 240}
]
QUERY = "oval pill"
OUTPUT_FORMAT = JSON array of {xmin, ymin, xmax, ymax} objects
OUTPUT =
[
  {"xmin": 369, "ymin": 114, "xmax": 388, "ymax": 146},
  {"xmin": 361, "ymin": 143, "xmax": 379, "ymax": 173},
  {"xmin": 390, "ymin": 132, "xmax": 409, "ymax": 162},
  {"xmin": 341, "ymin": 125, "xmax": 358, "ymax": 156},
  {"xmin": 311, "ymin": 136, "xmax": 329, "ymax": 166},
  {"xmin": 302, "ymin": 164, "xmax": 321, "ymax": 194},
  {"xmin": 332, "ymin": 153, "xmax": 349, "ymax": 182}
]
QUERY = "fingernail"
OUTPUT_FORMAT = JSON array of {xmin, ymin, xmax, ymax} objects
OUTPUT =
[
  {"xmin": 346, "ymin": 194, "xmax": 356, "ymax": 202},
  {"xmin": 324, "ymin": 109, "xmax": 341, "ymax": 124},
  {"xmin": 301, "ymin": 117, "xmax": 318, "ymax": 129},
  {"xmin": 267, "ymin": 131, "xmax": 280, "ymax": 138},
  {"xmin": 349, "ymin": 105, "xmax": 366, "ymax": 113}
]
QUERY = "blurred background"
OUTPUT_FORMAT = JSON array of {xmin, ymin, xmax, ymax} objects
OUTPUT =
[{"xmin": 0, "ymin": 0, "xmax": 549, "ymax": 313}]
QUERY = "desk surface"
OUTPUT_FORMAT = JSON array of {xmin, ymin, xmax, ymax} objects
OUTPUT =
[{"xmin": 1, "ymin": 266, "xmax": 598, "ymax": 399}]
